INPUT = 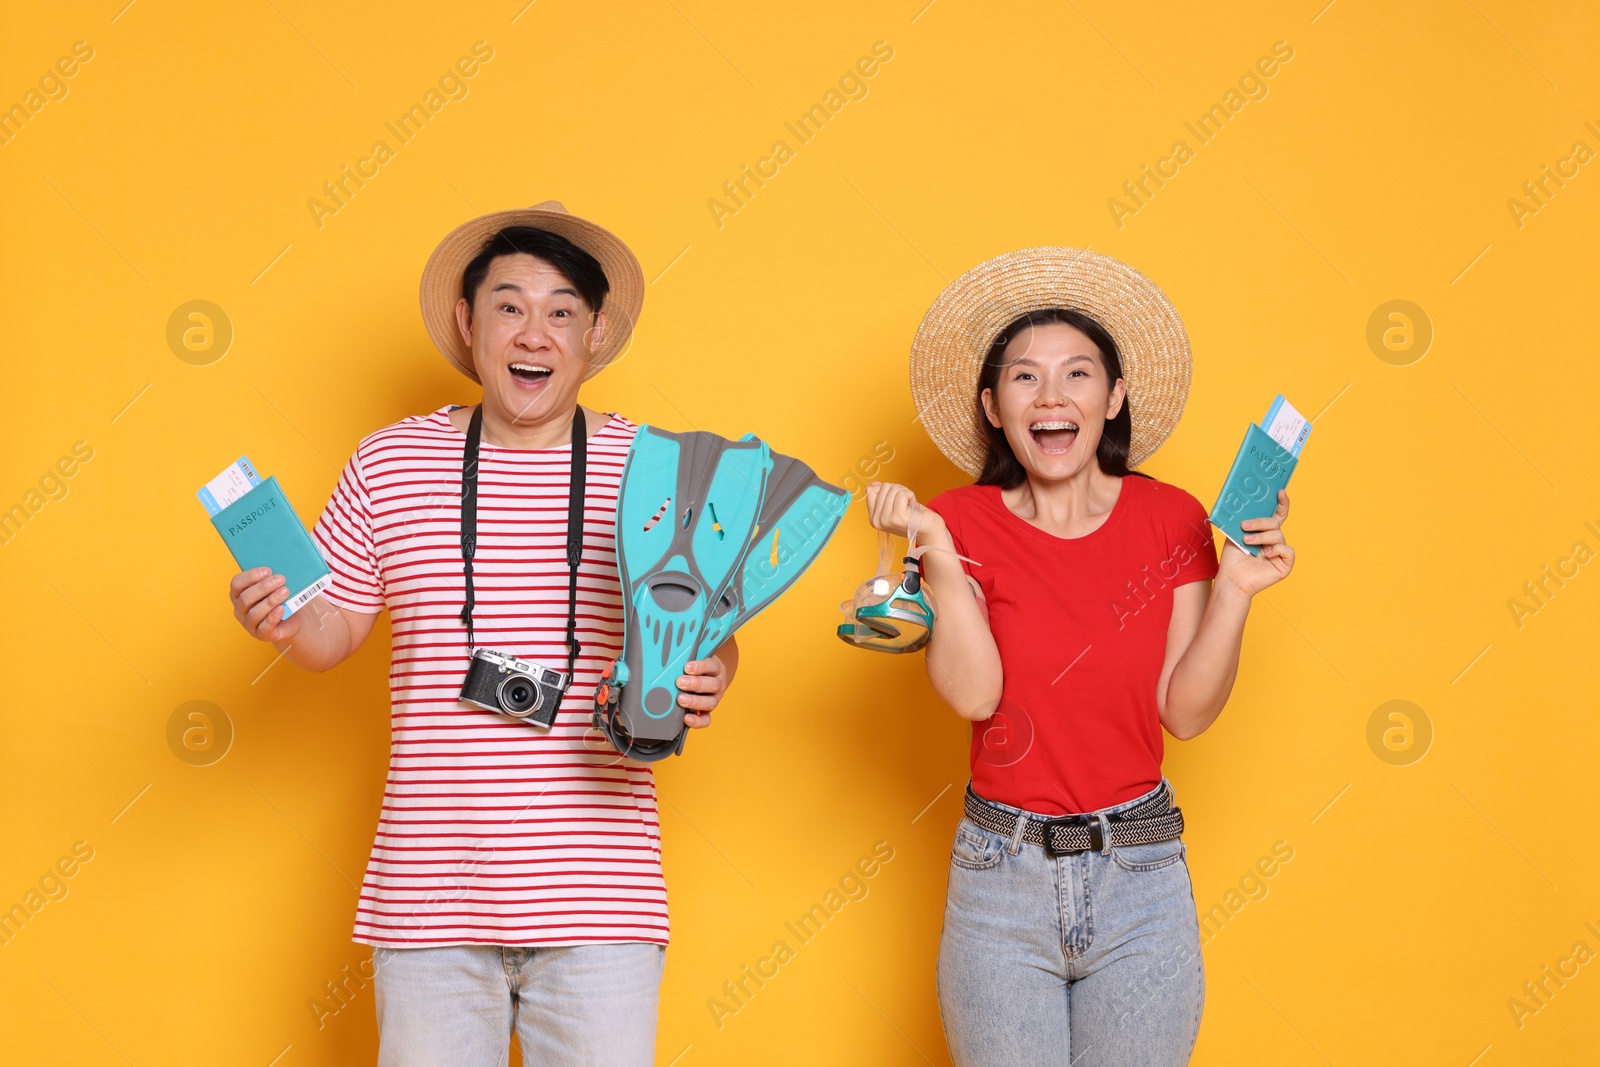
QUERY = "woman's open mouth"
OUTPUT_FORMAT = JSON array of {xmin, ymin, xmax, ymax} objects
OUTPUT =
[
  {"xmin": 508, "ymin": 362, "xmax": 552, "ymax": 389},
  {"xmin": 1029, "ymin": 419, "xmax": 1078, "ymax": 454}
]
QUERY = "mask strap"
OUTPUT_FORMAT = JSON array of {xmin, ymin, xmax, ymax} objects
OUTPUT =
[
  {"xmin": 913, "ymin": 543, "xmax": 984, "ymax": 566},
  {"xmin": 903, "ymin": 496, "xmax": 982, "ymax": 567}
]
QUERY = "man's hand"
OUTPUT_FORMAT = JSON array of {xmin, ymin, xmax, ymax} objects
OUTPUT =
[
  {"xmin": 677, "ymin": 638, "xmax": 739, "ymax": 730},
  {"xmin": 230, "ymin": 568, "xmax": 301, "ymax": 643},
  {"xmin": 227, "ymin": 568, "xmax": 375, "ymax": 672}
]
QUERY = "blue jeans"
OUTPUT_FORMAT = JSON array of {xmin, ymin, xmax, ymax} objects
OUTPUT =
[
  {"xmin": 937, "ymin": 781, "xmax": 1204, "ymax": 1066},
  {"xmin": 372, "ymin": 942, "xmax": 665, "ymax": 1066}
]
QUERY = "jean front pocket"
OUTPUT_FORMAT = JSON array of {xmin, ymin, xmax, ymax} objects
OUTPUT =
[
  {"xmin": 1111, "ymin": 838, "xmax": 1186, "ymax": 872},
  {"xmin": 950, "ymin": 819, "xmax": 1005, "ymax": 871}
]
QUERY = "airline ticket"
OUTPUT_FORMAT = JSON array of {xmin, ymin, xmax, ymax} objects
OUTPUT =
[
  {"xmin": 1261, "ymin": 395, "xmax": 1311, "ymax": 456},
  {"xmin": 197, "ymin": 457, "xmax": 262, "ymax": 515}
]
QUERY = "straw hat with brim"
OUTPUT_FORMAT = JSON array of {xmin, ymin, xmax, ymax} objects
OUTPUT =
[
  {"xmin": 418, "ymin": 201, "xmax": 645, "ymax": 383},
  {"xmin": 910, "ymin": 247, "xmax": 1192, "ymax": 476}
]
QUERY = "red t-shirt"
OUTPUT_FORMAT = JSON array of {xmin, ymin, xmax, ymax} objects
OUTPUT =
[{"xmin": 925, "ymin": 476, "xmax": 1219, "ymax": 815}]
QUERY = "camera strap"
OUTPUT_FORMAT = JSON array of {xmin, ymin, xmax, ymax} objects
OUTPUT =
[{"xmin": 459, "ymin": 404, "xmax": 588, "ymax": 679}]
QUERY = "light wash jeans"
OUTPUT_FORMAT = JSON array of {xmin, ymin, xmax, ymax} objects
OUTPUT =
[
  {"xmin": 937, "ymin": 780, "xmax": 1204, "ymax": 1066},
  {"xmin": 372, "ymin": 942, "xmax": 665, "ymax": 1066}
]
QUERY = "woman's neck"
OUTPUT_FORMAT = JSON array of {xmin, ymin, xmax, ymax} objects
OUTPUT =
[{"xmin": 1004, "ymin": 464, "xmax": 1124, "ymax": 538}]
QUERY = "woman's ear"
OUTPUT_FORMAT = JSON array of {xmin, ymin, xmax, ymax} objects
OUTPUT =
[
  {"xmin": 1106, "ymin": 377, "xmax": 1127, "ymax": 420},
  {"xmin": 980, "ymin": 387, "xmax": 1002, "ymax": 428}
]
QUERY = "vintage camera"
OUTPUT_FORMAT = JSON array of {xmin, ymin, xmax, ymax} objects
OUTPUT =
[{"xmin": 459, "ymin": 648, "xmax": 570, "ymax": 728}]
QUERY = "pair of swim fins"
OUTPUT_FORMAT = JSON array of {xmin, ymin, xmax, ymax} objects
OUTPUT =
[{"xmin": 594, "ymin": 426, "xmax": 850, "ymax": 761}]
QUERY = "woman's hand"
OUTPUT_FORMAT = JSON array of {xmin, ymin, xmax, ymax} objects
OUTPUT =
[
  {"xmin": 865, "ymin": 481, "xmax": 947, "ymax": 544},
  {"xmin": 1217, "ymin": 490, "xmax": 1295, "ymax": 598}
]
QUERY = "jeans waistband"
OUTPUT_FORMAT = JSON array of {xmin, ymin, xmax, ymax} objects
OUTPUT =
[
  {"xmin": 964, "ymin": 779, "xmax": 1183, "ymax": 856},
  {"xmin": 967, "ymin": 778, "xmax": 1175, "ymax": 822}
]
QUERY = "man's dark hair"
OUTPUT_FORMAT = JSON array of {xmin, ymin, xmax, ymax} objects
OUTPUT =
[
  {"xmin": 974, "ymin": 307, "xmax": 1149, "ymax": 488},
  {"xmin": 461, "ymin": 226, "xmax": 609, "ymax": 315}
]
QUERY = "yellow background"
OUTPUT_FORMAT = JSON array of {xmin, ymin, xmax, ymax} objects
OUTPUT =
[{"xmin": 2, "ymin": 1, "xmax": 1596, "ymax": 1063}]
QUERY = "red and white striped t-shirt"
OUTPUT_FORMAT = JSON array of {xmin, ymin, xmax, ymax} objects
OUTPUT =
[{"xmin": 312, "ymin": 405, "xmax": 668, "ymax": 947}]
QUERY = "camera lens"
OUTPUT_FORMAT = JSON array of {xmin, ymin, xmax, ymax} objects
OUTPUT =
[{"xmin": 498, "ymin": 673, "xmax": 541, "ymax": 718}]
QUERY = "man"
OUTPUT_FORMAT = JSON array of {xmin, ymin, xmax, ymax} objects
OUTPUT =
[{"xmin": 228, "ymin": 202, "xmax": 735, "ymax": 1065}]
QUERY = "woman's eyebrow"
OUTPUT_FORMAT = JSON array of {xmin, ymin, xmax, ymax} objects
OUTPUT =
[{"xmin": 1005, "ymin": 354, "xmax": 1095, "ymax": 367}]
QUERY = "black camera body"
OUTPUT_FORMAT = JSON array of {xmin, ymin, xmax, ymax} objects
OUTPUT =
[{"xmin": 459, "ymin": 648, "xmax": 569, "ymax": 728}]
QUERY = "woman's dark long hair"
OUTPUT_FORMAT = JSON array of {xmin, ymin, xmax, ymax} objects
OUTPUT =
[{"xmin": 974, "ymin": 308, "xmax": 1147, "ymax": 489}]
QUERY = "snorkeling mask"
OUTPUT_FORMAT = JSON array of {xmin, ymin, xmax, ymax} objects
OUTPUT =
[{"xmin": 837, "ymin": 531, "xmax": 936, "ymax": 653}]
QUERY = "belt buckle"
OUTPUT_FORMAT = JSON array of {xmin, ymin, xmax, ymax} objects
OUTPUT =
[{"xmin": 1038, "ymin": 814, "xmax": 1101, "ymax": 857}]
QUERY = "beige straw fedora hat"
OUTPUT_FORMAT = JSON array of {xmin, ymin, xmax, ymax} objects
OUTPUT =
[
  {"xmin": 910, "ymin": 247, "xmax": 1192, "ymax": 475},
  {"xmin": 418, "ymin": 201, "xmax": 645, "ymax": 383}
]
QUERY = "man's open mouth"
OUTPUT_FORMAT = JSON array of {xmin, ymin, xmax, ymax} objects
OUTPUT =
[
  {"xmin": 508, "ymin": 362, "xmax": 552, "ymax": 387},
  {"xmin": 1029, "ymin": 419, "xmax": 1078, "ymax": 454}
]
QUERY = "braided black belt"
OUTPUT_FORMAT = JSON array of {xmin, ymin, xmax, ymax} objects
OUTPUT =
[{"xmin": 963, "ymin": 783, "xmax": 1185, "ymax": 856}]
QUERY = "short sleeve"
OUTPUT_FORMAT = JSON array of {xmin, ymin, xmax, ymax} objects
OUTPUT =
[
  {"xmin": 922, "ymin": 488, "xmax": 987, "ymax": 617},
  {"xmin": 312, "ymin": 452, "xmax": 385, "ymax": 613},
  {"xmin": 922, "ymin": 489, "xmax": 975, "ymax": 578},
  {"xmin": 1171, "ymin": 487, "xmax": 1220, "ymax": 586}
]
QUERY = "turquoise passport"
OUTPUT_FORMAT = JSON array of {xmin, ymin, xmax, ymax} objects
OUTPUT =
[
  {"xmin": 1208, "ymin": 422, "xmax": 1298, "ymax": 557},
  {"xmin": 208, "ymin": 476, "xmax": 332, "ymax": 617}
]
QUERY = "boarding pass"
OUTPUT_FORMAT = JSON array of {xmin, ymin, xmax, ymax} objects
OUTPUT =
[
  {"xmin": 197, "ymin": 457, "xmax": 262, "ymax": 515},
  {"xmin": 1261, "ymin": 395, "xmax": 1311, "ymax": 456}
]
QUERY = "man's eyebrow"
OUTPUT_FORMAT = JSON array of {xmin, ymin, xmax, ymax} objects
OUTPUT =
[{"xmin": 491, "ymin": 282, "xmax": 580, "ymax": 299}]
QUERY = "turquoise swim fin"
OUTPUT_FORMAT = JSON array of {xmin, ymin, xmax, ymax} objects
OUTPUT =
[
  {"xmin": 600, "ymin": 428, "xmax": 770, "ymax": 759},
  {"xmin": 597, "ymin": 430, "xmax": 848, "ymax": 762},
  {"xmin": 695, "ymin": 453, "xmax": 850, "ymax": 658}
]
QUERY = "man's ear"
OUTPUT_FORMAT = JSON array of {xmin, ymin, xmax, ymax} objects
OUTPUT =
[
  {"xmin": 1106, "ymin": 377, "xmax": 1127, "ymax": 421},
  {"xmin": 454, "ymin": 297, "xmax": 473, "ymax": 347},
  {"xmin": 584, "ymin": 310, "xmax": 608, "ymax": 354},
  {"xmin": 980, "ymin": 387, "xmax": 1002, "ymax": 428}
]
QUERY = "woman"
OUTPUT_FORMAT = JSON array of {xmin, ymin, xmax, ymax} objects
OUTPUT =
[{"xmin": 866, "ymin": 248, "xmax": 1294, "ymax": 1066}]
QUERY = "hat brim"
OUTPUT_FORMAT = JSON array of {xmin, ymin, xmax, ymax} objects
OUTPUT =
[
  {"xmin": 909, "ymin": 247, "xmax": 1192, "ymax": 476},
  {"xmin": 418, "ymin": 203, "xmax": 645, "ymax": 384}
]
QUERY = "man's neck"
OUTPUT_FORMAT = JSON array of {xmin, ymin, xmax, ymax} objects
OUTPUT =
[{"xmin": 474, "ymin": 401, "xmax": 581, "ymax": 450}]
